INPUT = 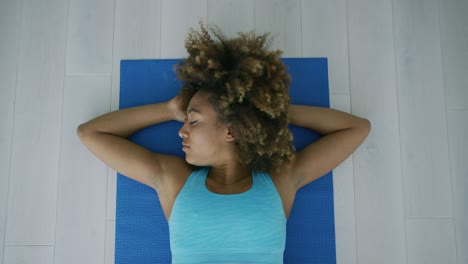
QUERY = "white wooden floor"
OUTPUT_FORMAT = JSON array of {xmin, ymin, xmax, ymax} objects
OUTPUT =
[{"xmin": 1, "ymin": 0, "xmax": 467, "ymax": 263}]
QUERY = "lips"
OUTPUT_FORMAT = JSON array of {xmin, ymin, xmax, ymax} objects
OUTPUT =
[{"xmin": 182, "ymin": 142, "xmax": 190, "ymax": 150}]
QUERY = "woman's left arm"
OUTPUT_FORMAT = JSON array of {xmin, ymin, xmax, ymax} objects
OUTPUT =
[{"xmin": 286, "ymin": 105, "xmax": 371, "ymax": 190}]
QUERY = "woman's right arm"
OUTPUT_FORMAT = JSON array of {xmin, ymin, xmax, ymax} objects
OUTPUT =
[{"xmin": 77, "ymin": 99, "xmax": 191, "ymax": 191}]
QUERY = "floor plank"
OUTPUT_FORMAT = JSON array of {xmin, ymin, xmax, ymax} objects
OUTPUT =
[
  {"xmin": 55, "ymin": 75, "xmax": 110, "ymax": 264},
  {"xmin": 301, "ymin": 0, "xmax": 350, "ymax": 95},
  {"xmin": 207, "ymin": 0, "xmax": 254, "ymax": 38},
  {"xmin": 254, "ymin": 0, "xmax": 301, "ymax": 58},
  {"xmin": 406, "ymin": 218, "xmax": 457, "ymax": 264},
  {"xmin": 65, "ymin": 0, "xmax": 114, "ymax": 74},
  {"xmin": 439, "ymin": 0, "xmax": 468, "ymax": 110},
  {"xmin": 105, "ymin": 220, "xmax": 115, "ymax": 264},
  {"xmin": 347, "ymin": 0, "xmax": 407, "ymax": 262},
  {"xmin": 3, "ymin": 246, "xmax": 54, "ymax": 264},
  {"xmin": 160, "ymin": 0, "xmax": 207, "ymax": 59},
  {"xmin": 5, "ymin": 0, "xmax": 68, "ymax": 246},
  {"xmin": 393, "ymin": 0, "xmax": 453, "ymax": 217},
  {"xmin": 0, "ymin": 0, "xmax": 22, "ymax": 261},
  {"xmin": 447, "ymin": 110, "xmax": 468, "ymax": 264}
]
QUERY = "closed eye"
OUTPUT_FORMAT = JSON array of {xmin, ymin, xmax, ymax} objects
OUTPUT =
[{"xmin": 190, "ymin": 120, "xmax": 198, "ymax": 125}]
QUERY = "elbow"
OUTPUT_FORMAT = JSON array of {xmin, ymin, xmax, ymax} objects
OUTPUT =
[
  {"xmin": 359, "ymin": 118, "xmax": 371, "ymax": 135},
  {"xmin": 366, "ymin": 119, "xmax": 371, "ymax": 131},
  {"xmin": 350, "ymin": 118, "xmax": 371, "ymax": 134},
  {"xmin": 77, "ymin": 124, "xmax": 91, "ymax": 138},
  {"xmin": 77, "ymin": 124, "xmax": 85, "ymax": 138}
]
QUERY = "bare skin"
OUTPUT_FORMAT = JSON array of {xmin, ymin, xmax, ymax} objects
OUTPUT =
[
  {"xmin": 167, "ymin": 90, "xmax": 296, "ymax": 220},
  {"xmin": 78, "ymin": 90, "xmax": 371, "ymax": 222}
]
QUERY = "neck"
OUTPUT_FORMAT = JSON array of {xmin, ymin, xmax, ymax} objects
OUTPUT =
[{"xmin": 208, "ymin": 163, "xmax": 251, "ymax": 185}]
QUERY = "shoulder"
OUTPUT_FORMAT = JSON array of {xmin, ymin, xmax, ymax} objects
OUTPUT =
[
  {"xmin": 159, "ymin": 166, "xmax": 211, "ymax": 194},
  {"xmin": 156, "ymin": 162, "xmax": 194, "ymax": 198}
]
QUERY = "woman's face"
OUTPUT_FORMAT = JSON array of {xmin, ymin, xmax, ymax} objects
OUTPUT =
[{"xmin": 178, "ymin": 91, "xmax": 234, "ymax": 166}]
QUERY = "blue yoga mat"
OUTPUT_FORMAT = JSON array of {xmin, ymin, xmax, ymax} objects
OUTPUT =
[{"xmin": 116, "ymin": 58, "xmax": 336, "ymax": 263}]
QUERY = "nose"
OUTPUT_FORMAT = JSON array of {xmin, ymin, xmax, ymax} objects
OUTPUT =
[{"xmin": 178, "ymin": 123, "xmax": 188, "ymax": 138}]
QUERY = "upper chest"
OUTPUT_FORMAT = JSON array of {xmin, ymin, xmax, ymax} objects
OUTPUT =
[
  {"xmin": 191, "ymin": 172, "xmax": 293, "ymax": 216},
  {"xmin": 160, "ymin": 170, "xmax": 297, "ymax": 221}
]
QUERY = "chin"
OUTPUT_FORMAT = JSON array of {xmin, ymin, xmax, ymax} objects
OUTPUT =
[
  {"xmin": 185, "ymin": 156, "xmax": 209, "ymax": 167},
  {"xmin": 184, "ymin": 156, "xmax": 197, "ymax": 166}
]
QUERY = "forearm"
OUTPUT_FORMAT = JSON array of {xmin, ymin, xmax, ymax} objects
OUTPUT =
[
  {"xmin": 288, "ymin": 105, "xmax": 369, "ymax": 135},
  {"xmin": 78, "ymin": 101, "xmax": 175, "ymax": 138}
]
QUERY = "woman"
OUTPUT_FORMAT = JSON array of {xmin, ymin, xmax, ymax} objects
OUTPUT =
[{"xmin": 78, "ymin": 22, "xmax": 371, "ymax": 263}]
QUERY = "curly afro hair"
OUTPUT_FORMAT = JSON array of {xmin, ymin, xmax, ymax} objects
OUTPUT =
[{"xmin": 173, "ymin": 20, "xmax": 295, "ymax": 172}]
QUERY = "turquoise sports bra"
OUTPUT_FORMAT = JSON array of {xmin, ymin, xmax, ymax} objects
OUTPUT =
[{"xmin": 168, "ymin": 167, "xmax": 287, "ymax": 263}]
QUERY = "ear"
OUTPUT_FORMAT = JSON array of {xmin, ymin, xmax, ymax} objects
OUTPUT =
[{"xmin": 224, "ymin": 126, "xmax": 235, "ymax": 142}]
